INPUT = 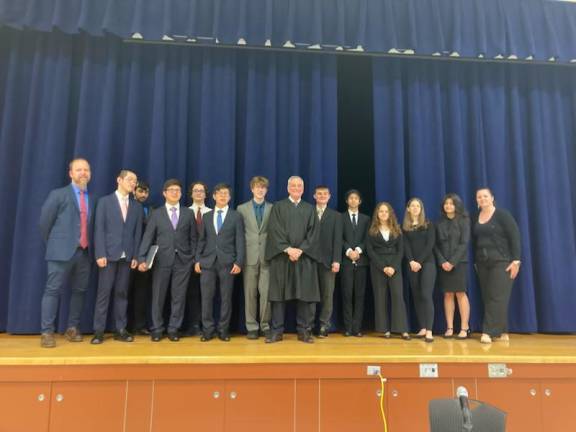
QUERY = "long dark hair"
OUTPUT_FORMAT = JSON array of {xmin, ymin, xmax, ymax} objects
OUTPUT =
[{"xmin": 440, "ymin": 193, "xmax": 469, "ymax": 219}]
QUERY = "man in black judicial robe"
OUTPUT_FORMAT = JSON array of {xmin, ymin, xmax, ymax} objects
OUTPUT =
[{"xmin": 265, "ymin": 176, "xmax": 320, "ymax": 344}]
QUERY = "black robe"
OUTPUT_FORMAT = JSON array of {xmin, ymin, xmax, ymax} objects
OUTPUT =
[{"xmin": 265, "ymin": 198, "xmax": 320, "ymax": 302}]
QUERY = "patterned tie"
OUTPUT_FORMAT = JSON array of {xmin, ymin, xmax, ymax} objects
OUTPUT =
[
  {"xmin": 317, "ymin": 208, "xmax": 323, "ymax": 221},
  {"xmin": 195, "ymin": 207, "xmax": 203, "ymax": 234},
  {"xmin": 121, "ymin": 197, "xmax": 128, "ymax": 222},
  {"xmin": 79, "ymin": 190, "xmax": 89, "ymax": 249},
  {"xmin": 216, "ymin": 210, "xmax": 223, "ymax": 233},
  {"xmin": 170, "ymin": 207, "xmax": 178, "ymax": 229},
  {"xmin": 352, "ymin": 213, "xmax": 357, "ymax": 228}
]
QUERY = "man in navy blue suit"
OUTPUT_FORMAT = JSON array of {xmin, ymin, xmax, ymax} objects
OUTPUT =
[
  {"xmin": 195, "ymin": 183, "xmax": 245, "ymax": 342},
  {"xmin": 39, "ymin": 158, "xmax": 95, "ymax": 348},
  {"xmin": 91, "ymin": 169, "xmax": 143, "ymax": 344}
]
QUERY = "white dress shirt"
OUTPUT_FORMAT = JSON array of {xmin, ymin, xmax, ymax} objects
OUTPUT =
[
  {"xmin": 346, "ymin": 210, "xmax": 363, "ymax": 257},
  {"xmin": 115, "ymin": 191, "xmax": 130, "ymax": 258},
  {"xmin": 189, "ymin": 203, "xmax": 212, "ymax": 215},
  {"xmin": 288, "ymin": 196, "xmax": 301, "ymax": 205},
  {"xmin": 165, "ymin": 202, "xmax": 181, "ymax": 220},
  {"xmin": 379, "ymin": 228, "xmax": 391, "ymax": 241}
]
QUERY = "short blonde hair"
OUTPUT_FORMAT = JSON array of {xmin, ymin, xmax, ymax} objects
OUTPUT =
[{"xmin": 250, "ymin": 176, "xmax": 269, "ymax": 189}]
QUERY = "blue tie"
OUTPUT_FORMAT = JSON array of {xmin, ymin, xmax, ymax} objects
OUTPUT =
[{"xmin": 216, "ymin": 210, "xmax": 223, "ymax": 233}]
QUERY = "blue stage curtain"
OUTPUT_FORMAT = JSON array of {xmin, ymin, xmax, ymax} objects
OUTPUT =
[
  {"xmin": 0, "ymin": 27, "xmax": 337, "ymax": 333},
  {"xmin": 1, "ymin": 0, "xmax": 576, "ymax": 63},
  {"xmin": 372, "ymin": 57, "xmax": 576, "ymax": 333}
]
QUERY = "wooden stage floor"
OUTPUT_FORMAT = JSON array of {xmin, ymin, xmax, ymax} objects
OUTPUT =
[{"xmin": 1, "ymin": 332, "xmax": 575, "ymax": 365}]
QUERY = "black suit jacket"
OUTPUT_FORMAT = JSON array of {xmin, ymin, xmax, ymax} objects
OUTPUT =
[
  {"xmin": 196, "ymin": 209, "xmax": 246, "ymax": 269},
  {"xmin": 341, "ymin": 211, "xmax": 370, "ymax": 267},
  {"xmin": 366, "ymin": 232, "xmax": 404, "ymax": 273},
  {"xmin": 316, "ymin": 208, "xmax": 343, "ymax": 269},
  {"xmin": 94, "ymin": 193, "xmax": 143, "ymax": 261},
  {"xmin": 138, "ymin": 205, "xmax": 198, "ymax": 268}
]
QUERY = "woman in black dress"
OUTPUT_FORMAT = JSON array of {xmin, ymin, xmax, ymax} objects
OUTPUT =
[
  {"xmin": 366, "ymin": 202, "xmax": 410, "ymax": 340},
  {"xmin": 474, "ymin": 188, "xmax": 521, "ymax": 344},
  {"xmin": 434, "ymin": 194, "xmax": 471, "ymax": 340},
  {"xmin": 403, "ymin": 198, "xmax": 436, "ymax": 343}
]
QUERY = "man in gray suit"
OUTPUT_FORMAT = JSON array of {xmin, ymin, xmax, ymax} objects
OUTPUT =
[
  {"xmin": 137, "ymin": 179, "xmax": 198, "ymax": 342},
  {"xmin": 236, "ymin": 176, "xmax": 273, "ymax": 340},
  {"xmin": 195, "ymin": 183, "xmax": 245, "ymax": 342}
]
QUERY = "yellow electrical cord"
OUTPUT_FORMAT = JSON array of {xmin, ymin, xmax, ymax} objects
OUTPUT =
[{"xmin": 378, "ymin": 373, "xmax": 389, "ymax": 432}]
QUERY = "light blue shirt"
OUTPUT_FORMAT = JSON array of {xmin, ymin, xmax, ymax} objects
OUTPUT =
[{"xmin": 71, "ymin": 183, "xmax": 89, "ymax": 217}]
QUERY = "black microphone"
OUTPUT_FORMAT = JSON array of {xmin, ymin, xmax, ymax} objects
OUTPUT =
[{"xmin": 456, "ymin": 386, "xmax": 473, "ymax": 431}]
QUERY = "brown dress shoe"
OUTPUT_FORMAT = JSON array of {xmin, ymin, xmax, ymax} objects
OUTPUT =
[
  {"xmin": 41, "ymin": 332, "xmax": 56, "ymax": 348},
  {"xmin": 64, "ymin": 327, "xmax": 83, "ymax": 342}
]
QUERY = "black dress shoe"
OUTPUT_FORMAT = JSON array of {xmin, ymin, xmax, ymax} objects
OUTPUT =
[
  {"xmin": 200, "ymin": 333, "xmax": 214, "ymax": 342},
  {"xmin": 265, "ymin": 333, "xmax": 283, "ymax": 344},
  {"xmin": 167, "ymin": 332, "xmax": 180, "ymax": 342},
  {"xmin": 343, "ymin": 331, "xmax": 352, "ymax": 337},
  {"xmin": 318, "ymin": 328, "xmax": 328, "ymax": 338},
  {"xmin": 382, "ymin": 332, "xmax": 391, "ymax": 339},
  {"xmin": 354, "ymin": 332, "xmax": 364, "ymax": 337},
  {"xmin": 262, "ymin": 329, "xmax": 271, "ymax": 339},
  {"xmin": 134, "ymin": 328, "xmax": 150, "ymax": 336},
  {"xmin": 218, "ymin": 333, "xmax": 231, "ymax": 342},
  {"xmin": 91, "ymin": 332, "xmax": 104, "ymax": 344},
  {"xmin": 246, "ymin": 331, "xmax": 259, "ymax": 340},
  {"xmin": 114, "ymin": 329, "xmax": 134, "ymax": 342},
  {"xmin": 151, "ymin": 331, "xmax": 163, "ymax": 342},
  {"xmin": 297, "ymin": 332, "xmax": 314, "ymax": 344}
]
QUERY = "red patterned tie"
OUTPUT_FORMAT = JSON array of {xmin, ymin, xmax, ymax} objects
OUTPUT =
[
  {"xmin": 196, "ymin": 207, "xmax": 203, "ymax": 234},
  {"xmin": 79, "ymin": 190, "xmax": 89, "ymax": 249}
]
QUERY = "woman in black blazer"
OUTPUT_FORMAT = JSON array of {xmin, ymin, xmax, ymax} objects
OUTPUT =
[
  {"xmin": 366, "ymin": 202, "xmax": 410, "ymax": 340},
  {"xmin": 434, "ymin": 193, "xmax": 471, "ymax": 340},
  {"xmin": 403, "ymin": 198, "xmax": 436, "ymax": 343},
  {"xmin": 473, "ymin": 188, "xmax": 521, "ymax": 344}
]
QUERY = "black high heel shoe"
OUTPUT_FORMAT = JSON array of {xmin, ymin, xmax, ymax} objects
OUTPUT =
[{"xmin": 455, "ymin": 328, "xmax": 471, "ymax": 340}]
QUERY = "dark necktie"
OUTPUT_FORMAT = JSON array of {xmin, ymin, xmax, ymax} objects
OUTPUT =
[
  {"xmin": 196, "ymin": 207, "xmax": 203, "ymax": 234},
  {"xmin": 256, "ymin": 206, "xmax": 263, "ymax": 229},
  {"xmin": 352, "ymin": 213, "xmax": 357, "ymax": 228},
  {"xmin": 79, "ymin": 190, "xmax": 89, "ymax": 249}
]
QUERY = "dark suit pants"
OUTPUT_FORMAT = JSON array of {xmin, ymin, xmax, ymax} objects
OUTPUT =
[
  {"xmin": 129, "ymin": 269, "xmax": 151, "ymax": 331},
  {"xmin": 407, "ymin": 262, "xmax": 436, "ymax": 330},
  {"xmin": 477, "ymin": 261, "xmax": 514, "ymax": 337},
  {"xmin": 341, "ymin": 264, "xmax": 367, "ymax": 334},
  {"xmin": 41, "ymin": 248, "xmax": 91, "ymax": 333},
  {"xmin": 184, "ymin": 272, "xmax": 202, "ymax": 333},
  {"xmin": 270, "ymin": 300, "xmax": 315, "ymax": 336},
  {"xmin": 370, "ymin": 266, "xmax": 408, "ymax": 334},
  {"xmin": 93, "ymin": 260, "xmax": 131, "ymax": 333},
  {"xmin": 316, "ymin": 265, "xmax": 336, "ymax": 330},
  {"xmin": 151, "ymin": 262, "xmax": 192, "ymax": 333},
  {"xmin": 200, "ymin": 259, "xmax": 235, "ymax": 336}
]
